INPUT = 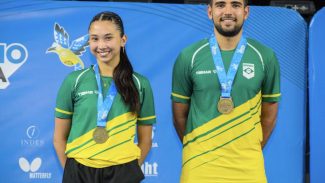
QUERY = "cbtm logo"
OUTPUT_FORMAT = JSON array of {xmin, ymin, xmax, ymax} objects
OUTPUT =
[
  {"xmin": 0, "ymin": 43, "xmax": 28, "ymax": 89},
  {"xmin": 46, "ymin": 22, "xmax": 89, "ymax": 70},
  {"xmin": 21, "ymin": 125, "xmax": 44, "ymax": 147},
  {"xmin": 19, "ymin": 157, "xmax": 51, "ymax": 179}
]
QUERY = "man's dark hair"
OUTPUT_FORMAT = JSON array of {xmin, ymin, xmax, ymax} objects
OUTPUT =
[{"xmin": 209, "ymin": 0, "xmax": 248, "ymax": 7}]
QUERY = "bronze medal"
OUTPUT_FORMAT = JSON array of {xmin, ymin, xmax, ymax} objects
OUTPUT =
[
  {"xmin": 217, "ymin": 97, "xmax": 234, "ymax": 114},
  {"xmin": 93, "ymin": 127, "xmax": 108, "ymax": 144}
]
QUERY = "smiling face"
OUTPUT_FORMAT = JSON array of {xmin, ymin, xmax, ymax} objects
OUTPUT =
[
  {"xmin": 88, "ymin": 20, "xmax": 126, "ymax": 65},
  {"xmin": 208, "ymin": 0, "xmax": 249, "ymax": 37}
]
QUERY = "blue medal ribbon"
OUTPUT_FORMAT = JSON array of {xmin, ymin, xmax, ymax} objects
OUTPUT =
[
  {"xmin": 209, "ymin": 34, "xmax": 247, "ymax": 98},
  {"xmin": 94, "ymin": 64, "xmax": 117, "ymax": 127}
]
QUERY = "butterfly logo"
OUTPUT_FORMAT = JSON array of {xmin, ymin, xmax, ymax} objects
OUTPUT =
[{"xmin": 19, "ymin": 157, "xmax": 42, "ymax": 173}]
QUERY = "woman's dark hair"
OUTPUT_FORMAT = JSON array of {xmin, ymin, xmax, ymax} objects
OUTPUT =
[{"xmin": 89, "ymin": 11, "xmax": 140, "ymax": 114}]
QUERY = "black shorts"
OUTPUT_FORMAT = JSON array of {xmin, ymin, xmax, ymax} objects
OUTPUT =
[{"xmin": 63, "ymin": 158, "xmax": 144, "ymax": 183}]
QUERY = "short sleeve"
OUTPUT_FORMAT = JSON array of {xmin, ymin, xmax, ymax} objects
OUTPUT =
[
  {"xmin": 137, "ymin": 78, "xmax": 156, "ymax": 125},
  {"xmin": 171, "ymin": 52, "xmax": 192, "ymax": 103},
  {"xmin": 55, "ymin": 75, "xmax": 75, "ymax": 119},
  {"xmin": 262, "ymin": 52, "xmax": 281, "ymax": 102}
]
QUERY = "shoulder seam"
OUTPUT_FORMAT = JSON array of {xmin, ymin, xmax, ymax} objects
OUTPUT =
[
  {"xmin": 74, "ymin": 67, "xmax": 92, "ymax": 88},
  {"xmin": 247, "ymin": 43, "xmax": 265, "ymax": 71},
  {"xmin": 132, "ymin": 74, "xmax": 141, "ymax": 89},
  {"xmin": 191, "ymin": 42, "xmax": 209, "ymax": 68}
]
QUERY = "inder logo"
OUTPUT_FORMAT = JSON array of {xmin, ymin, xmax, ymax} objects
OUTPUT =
[{"xmin": 0, "ymin": 43, "xmax": 28, "ymax": 89}]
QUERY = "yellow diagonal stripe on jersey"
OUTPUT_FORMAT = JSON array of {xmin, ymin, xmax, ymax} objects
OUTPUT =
[
  {"xmin": 66, "ymin": 112, "xmax": 136, "ymax": 154},
  {"xmin": 182, "ymin": 92, "xmax": 262, "ymax": 170},
  {"xmin": 71, "ymin": 124, "xmax": 135, "ymax": 159},
  {"xmin": 183, "ymin": 91, "xmax": 261, "ymax": 146},
  {"xmin": 66, "ymin": 118, "xmax": 136, "ymax": 156},
  {"xmin": 182, "ymin": 126, "xmax": 256, "ymax": 170}
]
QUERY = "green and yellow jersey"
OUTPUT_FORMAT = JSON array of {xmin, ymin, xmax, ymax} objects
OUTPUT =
[
  {"xmin": 172, "ymin": 38, "xmax": 280, "ymax": 183},
  {"xmin": 55, "ymin": 66, "xmax": 156, "ymax": 168}
]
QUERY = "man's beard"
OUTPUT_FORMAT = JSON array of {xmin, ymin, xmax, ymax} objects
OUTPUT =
[{"xmin": 214, "ymin": 21, "xmax": 243, "ymax": 37}]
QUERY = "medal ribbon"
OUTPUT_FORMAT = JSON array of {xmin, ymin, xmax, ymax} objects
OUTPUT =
[
  {"xmin": 209, "ymin": 34, "xmax": 247, "ymax": 98},
  {"xmin": 94, "ymin": 64, "xmax": 117, "ymax": 127}
]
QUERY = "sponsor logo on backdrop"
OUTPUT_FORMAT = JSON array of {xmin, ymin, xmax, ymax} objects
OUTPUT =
[
  {"xmin": 0, "ymin": 43, "xmax": 28, "ymax": 89},
  {"xmin": 18, "ymin": 157, "xmax": 51, "ymax": 179},
  {"xmin": 21, "ymin": 125, "xmax": 44, "ymax": 147},
  {"xmin": 243, "ymin": 63, "xmax": 255, "ymax": 79},
  {"xmin": 135, "ymin": 126, "xmax": 158, "ymax": 148},
  {"xmin": 141, "ymin": 161, "xmax": 158, "ymax": 177},
  {"xmin": 46, "ymin": 22, "xmax": 89, "ymax": 70},
  {"xmin": 152, "ymin": 126, "xmax": 158, "ymax": 148}
]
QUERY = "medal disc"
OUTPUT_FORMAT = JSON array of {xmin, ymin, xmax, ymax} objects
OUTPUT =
[
  {"xmin": 217, "ymin": 97, "xmax": 234, "ymax": 114},
  {"xmin": 93, "ymin": 127, "xmax": 108, "ymax": 144}
]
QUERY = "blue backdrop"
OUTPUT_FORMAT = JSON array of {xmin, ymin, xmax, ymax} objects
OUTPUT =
[
  {"xmin": 0, "ymin": 1, "xmax": 306, "ymax": 183},
  {"xmin": 309, "ymin": 7, "xmax": 325, "ymax": 183}
]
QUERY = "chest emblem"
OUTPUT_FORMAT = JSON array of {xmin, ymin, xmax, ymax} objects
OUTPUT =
[{"xmin": 243, "ymin": 63, "xmax": 255, "ymax": 79}]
